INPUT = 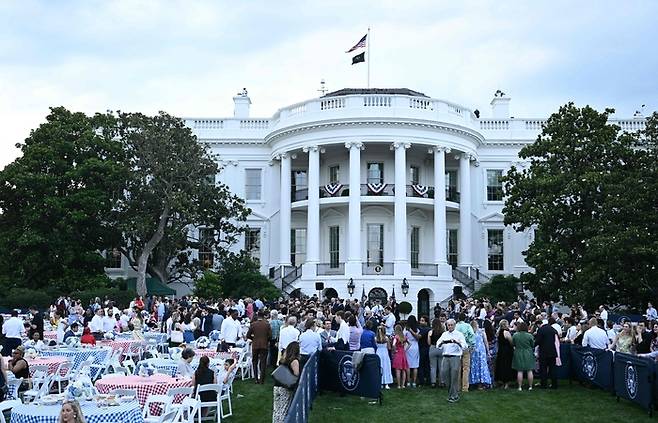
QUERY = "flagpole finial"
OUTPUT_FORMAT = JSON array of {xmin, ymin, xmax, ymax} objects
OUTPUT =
[{"xmin": 318, "ymin": 79, "xmax": 327, "ymax": 96}]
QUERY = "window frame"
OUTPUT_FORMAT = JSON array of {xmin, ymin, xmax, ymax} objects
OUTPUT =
[
  {"xmin": 487, "ymin": 228, "xmax": 505, "ymax": 271},
  {"xmin": 244, "ymin": 168, "xmax": 263, "ymax": 201},
  {"xmin": 366, "ymin": 162, "xmax": 384, "ymax": 185},
  {"xmin": 485, "ymin": 168, "xmax": 504, "ymax": 202},
  {"xmin": 329, "ymin": 226, "xmax": 340, "ymax": 268},
  {"xmin": 410, "ymin": 226, "xmax": 420, "ymax": 268},
  {"xmin": 366, "ymin": 223, "xmax": 384, "ymax": 266}
]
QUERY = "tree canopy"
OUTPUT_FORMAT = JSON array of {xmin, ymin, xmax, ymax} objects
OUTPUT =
[
  {"xmin": 503, "ymin": 104, "xmax": 658, "ymax": 310},
  {"xmin": 0, "ymin": 107, "xmax": 126, "ymax": 294}
]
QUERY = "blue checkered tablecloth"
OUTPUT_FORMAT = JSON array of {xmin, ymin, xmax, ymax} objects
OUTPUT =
[
  {"xmin": 10, "ymin": 401, "xmax": 143, "ymax": 423},
  {"xmin": 40, "ymin": 348, "xmax": 111, "ymax": 379},
  {"xmin": 135, "ymin": 357, "xmax": 225, "ymax": 377},
  {"xmin": 143, "ymin": 332, "xmax": 168, "ymax": 344}
]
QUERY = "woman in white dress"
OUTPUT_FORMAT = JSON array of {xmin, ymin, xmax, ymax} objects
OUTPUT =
[
  {"xmin": 375, "ymin": 326, "xmax": 393, "ymax": 389},
  {"xmin": 404, "ymin": 315, "xmax": 420, "ymax": 387}
]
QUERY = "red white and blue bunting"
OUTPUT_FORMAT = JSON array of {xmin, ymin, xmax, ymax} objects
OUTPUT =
[
  {"xmin": 412, "ymin": 184, "xmax": 429, "ymax": 196},
  {"xmin": 324, "ymin": 183, "xmax": 343, "ymax": 196},
  {"xmin": 367, "ymin": 183, "xmax": 386, "ymax": 194}
]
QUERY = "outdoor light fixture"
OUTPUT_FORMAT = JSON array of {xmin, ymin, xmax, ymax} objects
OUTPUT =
[
  {"xmin": 347, "ymin": 278, "xmax": 355, "ymax": 296},
  {"xmin": 401, "ymin": 277, "xmax": 409, "ymax": 297}
]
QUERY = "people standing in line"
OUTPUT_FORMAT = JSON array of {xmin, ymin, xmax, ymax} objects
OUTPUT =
[
  {"xmin": 391, "ymin": 324, "xmax": 409, "ymax": 389},
  {"xmin": 610, "ymin": 322, "xmax": 636, "ymax": 354},
  {"xmin": 468, "ymin": 319, "xmax": 491, "ymax": 389},
  {"xmin": 319, "ymin": 319, "xmax": 336, "ymax": 350},
  {"xmin": 582, "ymin": 318, "xmax": 609, "ymax": 349},
  {"xmin": 535, "ymin": 319, "xmax": 559, "ymax": 389},
  {"xmin": 272, "ymin": 341, "xmax": 300, "ymax": 423},
  {"xmin": 404, "ymin": 316, "xmax": 420, "ymax": 388},
  {"xmin": 417, "ymin": 315, "xmax": 431, "ymax": 386},
  {"xmin": 437, "ymin": 319, "xmax": 467, "ymax": 403},
  {"xmin": 246, "ymin": 310, "xmax": 272, "ymax": 384},
  {"xmin": 427, "ymin": 317, "xmax": 445, "ymax": 388},
  {"xmin": 494, "ymin": 319, "xmax": 515, "ymax": 389},
  {"xmin": 348, "ymin": 315, "xmax": 362, "ymax": 351},
  {"xmin": 455, "ymin": 313, "xmax": 475, "ymax": 392},
  {"xmin": 512, "ymin": 322, "xmax": 535, "ymax": 391},
  {"xmin": 375, "ymin": 326, "xmax": 393, "ymax": 390},
  {"xmin": 269, "ymin": 311, "xmax": 283, "ymax": 366},
  {"xmin": 278, "ymin": 317, "xmax": 301, "ymax": 358},
  {"xmin": 359, "ymin": 320, "xmax": 377, "ymax": 354}
]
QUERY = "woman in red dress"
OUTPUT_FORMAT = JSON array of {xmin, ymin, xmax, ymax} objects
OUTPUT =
[{"xmin": 391, "ymin": 324, "xmax": 409, "ymax": 388}]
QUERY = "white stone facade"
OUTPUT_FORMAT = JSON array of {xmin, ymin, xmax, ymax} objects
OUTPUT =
[{"xmin": 107, "ymin": 88, "xmax": 647, "ymax": 315}]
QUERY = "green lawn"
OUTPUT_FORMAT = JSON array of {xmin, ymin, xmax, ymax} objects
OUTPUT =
[{"xmin": 229, "ymin": 379, "xmax": 654, "ymax": 423}]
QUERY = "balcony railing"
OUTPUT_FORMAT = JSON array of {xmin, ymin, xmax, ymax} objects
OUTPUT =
[
  {"xmin": 411, "ymin": 263, "xmax": 438, "ymax": 276},
  {"xmin": 446, "ymin": 187, "xmax": 460, "ymax": 202},
  {"xmin": 319, "ymin": 184, "xmax": 350, "ymax": 198},
  {"xmin": 291, "ymin": 188, "xmax": 308, "ymax": 202},
  {"xmin": 360, "ymin": 183, "xmax": 395, "ymax": 196},
  {"xmin": 317, "ymin": 263, "xmax": 345, "ymax": 275},
  {"xmin": 362, "ymin": 262, "xmax": 394, "ymax": 275}
]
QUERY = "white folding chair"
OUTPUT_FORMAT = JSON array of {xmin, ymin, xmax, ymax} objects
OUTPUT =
[
  {"xmin": 0, "ymin": 399, "xmax": 22, "ymax": 423},
  {"xmin": 110, "ymin": 366, "xmax": 129, "ymax": 376},
  {"xmin": 29, "ymin": 365, "xmax": 49, "ymax": 386},
  {"xmin": 75, "ymin": 359, "xmax": 94, "ymax": 378},
  {"xmin": 166, "ymin": 386, "xmax": 194, "ymax": 414},
  {"xmin": 5, "ymin": 377, "xmax": 24, "ymax": 400},
  {"xmin": 169, "ymin": 347, "xmax": 183, "ymax": 361},
  {"xmin": 158, "ymin": 409, "xmax": 179, "ymax": 423},
  {"xmin": 195, "ymin": 383, "xmax": 222, "ymax": 423},
  {"xmin": 143, "ymin": 394, "xmax": 173, "ymax": 423},
  {"xmin": 23, "ymin": 374, "xmax": 52, "ymax": 404},
  {"xmin": 109, "ymin": 388, "xmax": 137, "ymax": 398},
  {"xmin": 219, "ymin": 371, "xmax": 236, "ymax": 418},
  {"xmin": 122, "ymin": 356, "xmax": 137, "ymax": 374},
  {"xmin": 52, "ymin": 361, "xmax": 73, "ymax": 393},
  {"xmin": 175, "ymin": 397, "xmax": 200, "ymax": 423},
  {"xmin": 235, "ymin": 347, "xmax": 252, "ymax": 380}
]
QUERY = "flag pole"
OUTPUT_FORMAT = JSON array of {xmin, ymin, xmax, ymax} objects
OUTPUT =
[{"xmin": 367, "ymin": 27, "xmax": 371, "ymax": 88}]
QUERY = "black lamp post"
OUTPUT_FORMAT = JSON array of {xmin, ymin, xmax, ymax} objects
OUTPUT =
[
  {"xmin": 347, "ymin": 278, "xmax": 355, "ymax": 296},
  {"xmin": 401, "ymin": 277, "xmax": 409, "ymax": 297}
]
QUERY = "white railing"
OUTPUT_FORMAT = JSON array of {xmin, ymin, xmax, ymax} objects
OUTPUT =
[
  {"xmin": 615, "ymin": 119, "xmax": 646, "ymax": 132},
  {"xmin": 524, "ymin": 120, "xmax": 545, "ymax": 130},
  {"xmin": 289, "ymin": 103, "xmax": 306, "ymax": 116},
  {"xmin": 239, "ymin": 119, "xmax": 269, "ymax": 129},
  {"xmin": 320, "ymin": 98, "xmax": 345, "ymax": 110},
  {"xmin": 480, "ymin": 120, "xmax": 510, "ymax": 130},
  {"xmin": 363, "ymin": 95, "xmax": 392, "ymax": 107},
  {"xmin": 409, "ymin": 98, "xmax": 432, "ymax": 110},
  {"xmin": 190, "ymin": 119, "xmax": 224, "ymax": 130}
]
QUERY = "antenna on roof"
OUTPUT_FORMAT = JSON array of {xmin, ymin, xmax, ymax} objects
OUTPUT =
[{"xmin": 318, "ymin": 79, "xmax": 327, "ymax": 96}]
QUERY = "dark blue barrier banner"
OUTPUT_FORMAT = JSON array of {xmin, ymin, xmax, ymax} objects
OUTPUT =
[
  {"xmin": 284, "ymin": 352, "xmax": 319, "ymax": 423},
  {"xmin": 319, "ymin": 350, "xmax": 381, "ymax": 399},
  {"xmin": 571, "ymin": 346, "xmax": 614, "ymax": 392},
  {"xmin": 608, "ymin": 313, "xmax": 644, "ymax": 324},
  {"xmin": 613, "ymin": 352, "xmax": 654, "ymax": 412},
  {"xmin": 556, "ymin": 343, "xmax": 573, "ymax": 380}
]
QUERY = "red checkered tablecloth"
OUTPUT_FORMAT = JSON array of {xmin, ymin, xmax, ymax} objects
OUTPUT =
[
  {"xmin": 28, "ymin": 356, "xmax": 69, "ymax": 376},
  {"xmin": 193, "ymin": 348, "xmax": 219, "ymax": 358},
  {"xmin": 43, "ymin": 331, "xmax": 58, "ymax": 340},
  {"xmin": 95, "ymin": 374, "xmax": 193, "ymax": 407}
]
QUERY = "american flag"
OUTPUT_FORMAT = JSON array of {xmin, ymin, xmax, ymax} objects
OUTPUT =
[{"xmin": 345, "ymin": 34, "xmax": 367, "ymax": 53}]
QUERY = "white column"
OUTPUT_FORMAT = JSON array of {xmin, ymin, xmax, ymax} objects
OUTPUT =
[
  {"xmin": 392, "ymin": 141, "xmax": 411, "ymax": 276},
  {"xmin": 458, "ymin": 153, "xmax": 473, "ymax": 267},
  {"xmin": 279, "ymin": 153, "xmax": 291, "ymax": 267},
  {"xmin": 345, "ymin": 141, "xmax": 362, "ymax": 276},
  {"xmin": 433, "ymin": 147, "xmax": 452, "ymax": 279},
  {"xmin": 304, "ymin": 146, "xmax": 320, "ymax": 274}
]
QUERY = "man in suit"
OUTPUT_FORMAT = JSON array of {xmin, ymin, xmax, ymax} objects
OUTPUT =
[
  {"xmin": 246, "ymin": 310, "xmax": 272, "ymax": 384},
  {"xmin": 535, "ymin": 318, "xmax": 559, "ymax": 389},
  {"xmin": 29, "ymin": 305, "xmax": 44, "ymax": 341},
  {"xmin": 319, "ymin": 319, "xmax": 336, "ymax": 349}
]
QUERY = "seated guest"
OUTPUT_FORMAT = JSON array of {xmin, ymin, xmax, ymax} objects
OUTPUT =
[
  {"xmin": 7, "ymin": 346, "xmax": 30, "ymax": 391},
  {"xmin": 177, "ymin": 348, "xmax": 196, "ymax": 378},
  {"xmin": 192, "ymin": 356, "xmax": 216, "ymax": 418},
  {"xmin": 217, "ymin": 358, "xmax": 237, "ymax": 385},
  {"xmin": 24, "ymin": 331, "xmax": 45, "ymax": 350},
  {"xmin": 63, "ymin": 323, "xmax": 79, "ymax": 343},
  {"xmin": 80, "ymin": 327, "xmax": 96, "ymax": 345}
]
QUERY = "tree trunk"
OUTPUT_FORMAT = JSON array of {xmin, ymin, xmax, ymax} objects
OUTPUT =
[{"xmin": 136, "ymin": 205, "xmax": 171, "ymax": 297}]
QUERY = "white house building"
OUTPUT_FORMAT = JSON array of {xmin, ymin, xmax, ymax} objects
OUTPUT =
[{"xmin": 106, "ymin": 88, "xmax": 647, "ymax": 316}]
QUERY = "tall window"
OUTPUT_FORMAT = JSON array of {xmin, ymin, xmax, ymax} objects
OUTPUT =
[
  {"xmin": 410, "ymin": 227, "xmax": 420, "ymax": 268},
  {"xmin": 291, "ymin": 170, "xmax": 308, "ymax": 201},
  {"xmin": 103, "ymin": 248, "xmax": 122, "ymax": 269},
  {"xmin": 245, "ymin": 228, "xmax": 261, "ymax": 264},
  {"xmin": 446, "ymin": 170, "xmax": 458, "ymax": 201},
  {"xmin": 245, "ymin": 169, "xmax": 262, "ymax": 200},
  {"xmin": 487, "ymin": 169, "xmax": 504, "ymax": 201},
  {"xmin": 329, "ymin": 226, "xmax": 339, "ymax": 268},
  {"xmin": 329, "ymin": 165, "xmax": 340, "ymax": 184},
  {"xmin": 290, "ymin": 228, "xmax": 306, "ymax": 266},
  {"xmin": 198, "ymin": 228, "xmax": 215, "ymax": 267},
  {"xmin": 447, "ymin": 229, "xmax": 458, "ymax": 267},
  {"xmin": 410, "ymin": 166, "xmax": 420, "ymax": 185},
  {"xmin": 487, "ymin": 229, "xmax": 504, "ymax": 271},
  {"xmin": 367, "ymin": 224, "xmax": 384, "ymax": 266},
  {"xmin": 367, "ymin": 163, "xmax": 384, "ymax": 184}
]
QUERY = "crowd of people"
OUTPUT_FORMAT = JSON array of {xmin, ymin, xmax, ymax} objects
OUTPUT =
[{"xmin": 1, "ymin": 292, "xmax": 657, "ymax": 419}]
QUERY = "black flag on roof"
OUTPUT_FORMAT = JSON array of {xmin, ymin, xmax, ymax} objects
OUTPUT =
[{"xmin": 351, "ymin": 52, "xmax": 365, "ymax": 65}]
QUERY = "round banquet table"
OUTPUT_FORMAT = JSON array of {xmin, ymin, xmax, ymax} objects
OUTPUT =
[
  {"xmin": 95, "ymin": 374, "xmax": 193, "ymax": 406},
  {"xmin": 10, "ymin": 401, "xmax": 143, "ymax": 423},
  {"xmin": 40, "ymin": 347, "xmax": 111, "ymax": 379},
  {"xmin": 134, "ymin": 358, "xmax": 226, "ymax": 377},
  {"xmin": 26, "ymin": 356, "xmax": 70, "ymax": 376},
  {"xmin": 98, "ymin": 339, "xmax": 144, "ymax": 355},
  {"xmin": 193, "ymin": 348, "xmax": 219, "ymax": 358},
  {"xmin": 144, "ymin": 332, "xmax": 168, "ymax": 344}
]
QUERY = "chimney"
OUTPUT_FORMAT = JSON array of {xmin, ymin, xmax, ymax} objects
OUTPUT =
[
  {"xmin": 490, "ymin": 90, "xmax": 511, "ymax": 119},
  {"xmin": 233, "ymin": 88, "xmax": 251, "ymax": 118}
]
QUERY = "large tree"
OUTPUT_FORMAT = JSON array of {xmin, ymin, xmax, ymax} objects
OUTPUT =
[
  {"xmin": 0, "ymin": 107, "xmax": 126, "ymax": 292},
  {"xmin": 112, "ymin": 112, "xmax": 249, "ymax": 296},
  {"xmin": 503, "ymin": 105, "xmax": 658, "ymax": 309}
]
